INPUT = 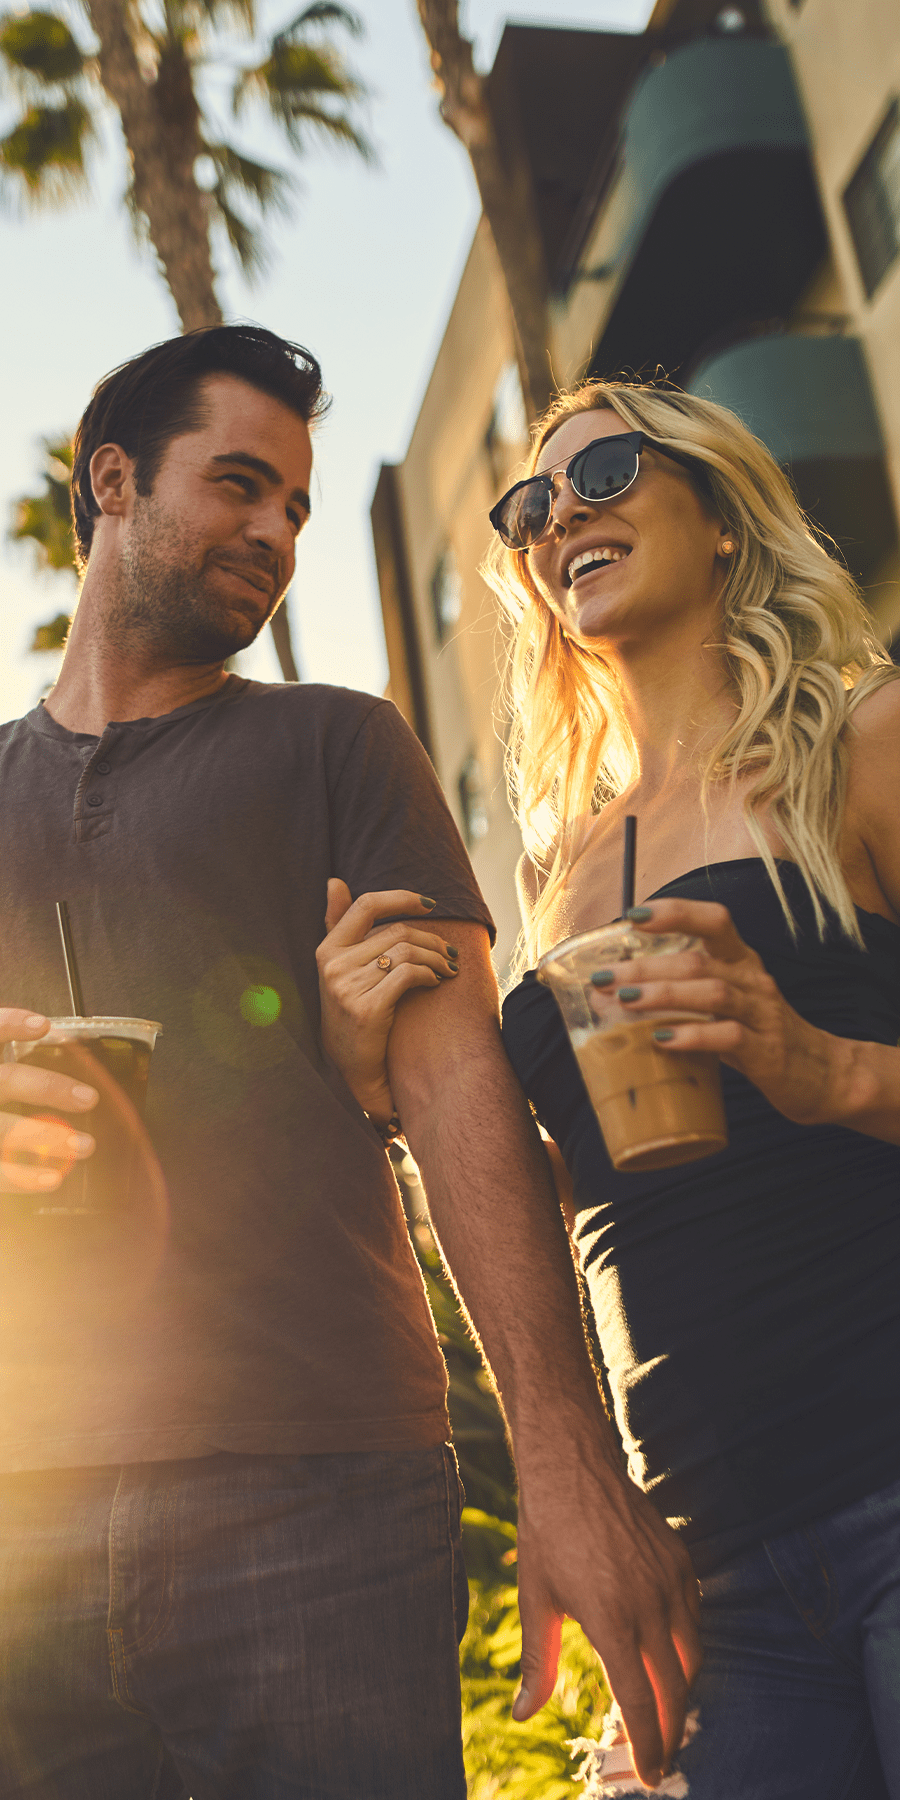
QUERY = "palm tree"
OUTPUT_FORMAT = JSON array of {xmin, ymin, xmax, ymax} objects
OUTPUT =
[
  {"xmin": 0, "ymin": 1, "xmax": 373, "ymax": 678},
  {"xmin": 415, "ymin": 0, "xmax": 552, "ymax": 419},
  {"xmin": 9, "ymin": 437, "xmax": 77, "ymax": 656}
]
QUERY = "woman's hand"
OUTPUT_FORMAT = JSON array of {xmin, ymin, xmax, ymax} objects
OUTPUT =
[
  {"xmin": 0, "ymin": 1008, "xmax": 97, "ymax": 1194},
  {"xmin": 593, "ymin": 897, "xmax": 848, "ymax": 1128},
  {"xmin": 316, "ymin": 881, "xmax": 459, "ymax": 1125}
]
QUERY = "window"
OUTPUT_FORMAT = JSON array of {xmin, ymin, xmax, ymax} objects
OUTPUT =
[
  {"xmin": 843, "ymin": 100, "xmax": 900, "ymax": 299},
  {"xmin": 484, "ymin": 361, "xmax": 527, "ymax": 490},
  {"xmin": 458, "ymin": 753, "xmax": 489, "ymax": 847},
  {"xmin": 430, "ymin": 547, "xmax": 462, "ymax": 645}
]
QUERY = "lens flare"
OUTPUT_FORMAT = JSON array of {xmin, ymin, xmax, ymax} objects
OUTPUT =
[{"xmin": 239, "ymin": 984, "xmax": 282, "ymax": 1027}]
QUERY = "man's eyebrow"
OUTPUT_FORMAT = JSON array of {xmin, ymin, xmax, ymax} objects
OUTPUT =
[{"xmin": 209, "ymin": 451, "xmax": 311, "ymax": 513}]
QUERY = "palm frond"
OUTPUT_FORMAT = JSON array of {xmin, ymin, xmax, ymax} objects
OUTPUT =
[
  {"xmin": 273, "ymin": 3, "xmax": 364, "ymax": 40},
  {"xmin": 282, "ymin": 100, "xmax": 372, "ymax": 159},
  {"xmin": 204, "ymin": 139, "xmax": 292, "ymax": 213},
  {"xmin": 0, "ymin": 10, "xmax": 87, "ymax": 91},
  {"xmin": 234, "ymin": 41, "xmax": 373, "ymax": 160},
  {"xmin": 10, "ymin": 435, "xmax": 77, "ymax": 576},
  {"xmin": 0, "ymin": 96, "xmax": 92, "ymax": 201},
  {"xmin": 31, "ymin": 611, "xmax": 73, "ymax": 651},
  {"xmin": 208, "ymin": 179, "xmax": 266, "ymax": 276}
]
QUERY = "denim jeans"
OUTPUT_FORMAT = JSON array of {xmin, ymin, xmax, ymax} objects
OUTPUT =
[
  {"xmin": 0, "ymin": 1445, "xmax": 469, "ymax": 1800},
  {"xmin": 672, "ymin": 1471, "xmax": 900, "ymax": 1799}
]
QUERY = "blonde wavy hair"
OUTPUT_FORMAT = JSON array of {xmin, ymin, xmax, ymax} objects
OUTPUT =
[{"xmin": 482, "ymin": 378, "xmax": 898, "ymax": 962}]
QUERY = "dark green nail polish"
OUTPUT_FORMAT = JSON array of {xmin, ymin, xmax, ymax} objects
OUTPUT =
[
  {"xmin": 626, "ymin": 905, "xmax": 653, "ymax": 921},
  {"xmin": 618, "ymin": 985, "xmax": 642, "ymax": 1001},
  {"xmin": 590, "ymin": 970, "xmax": 614, "ymax": 987},
  {"xmin": 420, "ymin": 896, "xmax": 437, "ymax": 909},
  {"xmin": 446, "ymin": 945, "xmax": 459, "ymax": 957},
  {"xmin": 653, "ymin": 1027, "xmax": 675, "ymax": 1042}
]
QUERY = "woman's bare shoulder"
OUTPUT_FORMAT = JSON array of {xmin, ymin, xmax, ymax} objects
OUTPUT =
[
  {"xmin": 846, "ymin": 669, "xmax": 900, "ymax": 738},
  {"xmin": 845, "ymin": 672, "xmax": 900, "ymax": 784},
  {"xmin": 843, "ymin": 672, "xmax": 900, "ymax": 912}
]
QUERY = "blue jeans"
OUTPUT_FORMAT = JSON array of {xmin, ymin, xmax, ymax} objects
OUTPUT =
[
  {"xmin": 674, "ymin": 1471, "xmax": 900, "ymax": 1799},
  {"xmin": 0, "ymin": 1446, "xmax": 469, "ymax": 1800}
]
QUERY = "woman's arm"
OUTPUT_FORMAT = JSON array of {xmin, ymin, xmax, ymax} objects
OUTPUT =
[{"xmin": 315, "ymin": 881, "xmax": 459, "ymax": 1126}]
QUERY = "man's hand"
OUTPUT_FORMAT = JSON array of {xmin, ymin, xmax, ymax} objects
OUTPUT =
[
  {"xmin": 0, "ymin": 1009, "xmax": 97, "ymax": 1194},
  {"xmin": 514, "ymin": 1435, "xmax": 701, "ymax": 1785},
  {"xmin": 386, "ymin": 923, "xmax": 701, "ymax": 1785}
]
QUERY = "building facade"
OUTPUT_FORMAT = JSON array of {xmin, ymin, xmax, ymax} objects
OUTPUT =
[{"xmin": 372, "ymin": 0, "xmax": 900, "ymax": 972}]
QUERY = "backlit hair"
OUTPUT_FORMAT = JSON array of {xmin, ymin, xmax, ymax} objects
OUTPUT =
[{"xmin": 482, "ymin": 378, "xmax": 898, "ymax": 963}]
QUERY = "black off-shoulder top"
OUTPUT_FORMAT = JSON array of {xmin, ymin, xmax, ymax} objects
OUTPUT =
[{"xmin": 501, "ymin": 860, "xmax": 900, "ymax": 1575}]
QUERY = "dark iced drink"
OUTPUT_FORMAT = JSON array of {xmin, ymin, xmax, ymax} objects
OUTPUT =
[{"xmin": 4, "ymin": 1017, "xmax": 160, "ymax": 1213}]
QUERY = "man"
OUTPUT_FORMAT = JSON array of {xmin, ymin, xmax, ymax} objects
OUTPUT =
[{"xmin": 0, "ymin": 325, "xmax": 699, "ymax": 1799}]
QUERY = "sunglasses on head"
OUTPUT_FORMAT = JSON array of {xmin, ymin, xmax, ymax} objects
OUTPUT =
[{"xmin": 489, "ymin": 430, "xmax": 700, "ymax": 551}]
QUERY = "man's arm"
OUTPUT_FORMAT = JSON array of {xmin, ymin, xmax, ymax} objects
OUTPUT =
[{"xmin": 387, "ymin": 923, "xmax": 701, "ymax": 1788}]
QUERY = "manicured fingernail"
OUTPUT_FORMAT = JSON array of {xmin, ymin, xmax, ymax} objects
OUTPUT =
[
  {"xmin": 618, "ymin": 985, "xmax": 642, "ymax": 1001},
  {"xmin": 626, "ymin": 906, "xmax": 653, "ymax": 921},
  {"xmin": 419, "ymin": 896, "xmax": 437, "ymax": 909},
  {"xmin": 590, "ymin": 970, "xmax": 614, "ymax": 987},
  {"xmin": 446, "ymin": 945, "xmax": 459, "ymax": 957},
  {"xmin": 72, "ymin": 1084, "xmax": 98, "ymax": 1104},
  {"xmin": 441, "ymin": 967, "xmax": 459, "ymax": 977},
  {"xmin": 512, "ymin": 1686, "xmax": 529, "ymax": 1720},
  {"xmin": 30, "ymin": 1169, "xmax": 61, "ymax": 1189},
  {"xmin": 66, "ymin": 1132, "xmax": 94, "ymax": 1154},
  {"xmin": 25, "ymin": 1014, "xmax": 47, "ymax": 1029},
  {"xmin": 653, "ymin": 1027, "xmax": 675, "ymax": 1042}
]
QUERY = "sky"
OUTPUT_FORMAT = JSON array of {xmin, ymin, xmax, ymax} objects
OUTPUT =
[{"xmin": 0, "ymin": 0, "xmax": 653, "ymax": 724}]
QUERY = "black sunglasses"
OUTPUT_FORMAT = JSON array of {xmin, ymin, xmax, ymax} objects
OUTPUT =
[{"xmin": 489, "ymin": 430, "xmax": 700, "ymax": 550}]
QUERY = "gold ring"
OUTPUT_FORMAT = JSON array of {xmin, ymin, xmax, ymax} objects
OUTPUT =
[{"xmin": 376, "ymin": 953, "xmax": 392, "ymax": 972}]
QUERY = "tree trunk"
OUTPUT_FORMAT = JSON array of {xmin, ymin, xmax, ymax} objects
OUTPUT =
[
  {"xmin": 84, "ymin": 0, "xmax": 222, "ymax": 331},
  {"xmin": 269, "ymin": 600, "xmax": 300, "ymax": 682},
  {"xmin": 81, "ymin": 0, "xmax": 301, "ymax": 681},
  {"xmin": 416, "ymin": 0, "xmax": 552, "ymax": 419}
]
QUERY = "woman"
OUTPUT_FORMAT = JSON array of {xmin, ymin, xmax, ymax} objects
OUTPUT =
[{"xmin": 319, "ymin": 380, "xmax": 900, "ymax": 1798}]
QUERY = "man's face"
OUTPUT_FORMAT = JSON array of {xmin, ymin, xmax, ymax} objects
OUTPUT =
[{"xmin": 109, "ymin": 374, "xmax": 314, "ymax": 664}]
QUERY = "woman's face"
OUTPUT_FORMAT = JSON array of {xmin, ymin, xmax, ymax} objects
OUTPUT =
[{"xmin": 526, "ymin": 408, "xmax": 730, "ymax": 652}]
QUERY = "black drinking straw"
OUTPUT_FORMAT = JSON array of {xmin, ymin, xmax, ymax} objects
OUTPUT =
[
  {"xmin": 56, "ymin": 900, "xmax": 85, "ymax": 1017},
  {"xmin": 622, "ymin": 814, "xmax": 637, "ymax": 917}
]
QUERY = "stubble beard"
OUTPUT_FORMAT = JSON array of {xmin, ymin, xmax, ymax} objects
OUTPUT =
[{"xmin": 108, "ymin": 496, "xmax": 282, "ymax": 665}]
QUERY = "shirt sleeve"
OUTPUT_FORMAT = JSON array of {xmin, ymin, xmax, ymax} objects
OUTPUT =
[{"xmin": 329, "ymin": 700, "xmax": 496, "ymax": 944}]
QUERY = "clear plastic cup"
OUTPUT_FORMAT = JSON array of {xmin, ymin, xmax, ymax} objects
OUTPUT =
[
  {"xmin": 3, "ymin": 1017, "xmax": 161, "ymax": 1214},
  {"xmin": 537, "ymin": 925, "xmax": 727, "ymax": 1171}
]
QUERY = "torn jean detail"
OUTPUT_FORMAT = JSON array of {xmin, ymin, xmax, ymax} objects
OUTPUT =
[{"xmin": 571, "ymin": 1706, "xmax": 700, "ymax": 1796}]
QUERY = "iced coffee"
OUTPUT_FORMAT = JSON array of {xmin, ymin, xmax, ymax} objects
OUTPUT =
[{"xmin": 538, "ymin": 926, "xmax": 727, "ymax": 1172}]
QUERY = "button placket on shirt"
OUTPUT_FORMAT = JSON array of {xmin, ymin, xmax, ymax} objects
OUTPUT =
[{"xmin": 74, "ymin": 732, "xmax": 121, "ymax": 841}]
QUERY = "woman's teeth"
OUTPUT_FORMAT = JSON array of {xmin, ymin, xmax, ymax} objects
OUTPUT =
[{"xmin": 568, "ymin": 548, "xmax": 629, "ymax": 584}]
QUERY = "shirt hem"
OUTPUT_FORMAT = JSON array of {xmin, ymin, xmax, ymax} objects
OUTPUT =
[{"xmin": 0, "ymin": 1410, "xmax": 453, "ymax": 1474}]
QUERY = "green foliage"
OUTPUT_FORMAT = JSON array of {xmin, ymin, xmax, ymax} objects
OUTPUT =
[
  {"xmin": 0, "ymin": 94, "xmax": 91, "ymax": 196},
  {"xmin": 203, "ymin": 139, "xmax": 292, "ymax": 274},
  {"xmin": 0, "ymin": 9, "xmax": 85, "ymax": 86},
  {"xmin": 9, "ymin": 436, "xmax": 76, "ymax": 653},
  {"xmin": 234, "ymin": 3, "xmax": 373, "ymax": 162},
  {"xmin": 392, "ymin": 1152, "xmax": 610, "ymax": 1798},
  {"xmin": 460, "ymin": 1557, "xmax": 610, "ymax": 1800},
  {"xmin": 11, "ymin": 436, "xmax": 77, "ymax": 576},
  {"xmin": 30, "ymin": 611, "xmax": 71, "ymax": 651},
  {"xmin": 0, "ymin": 3, "xmax": 372, "ymax": 278}
]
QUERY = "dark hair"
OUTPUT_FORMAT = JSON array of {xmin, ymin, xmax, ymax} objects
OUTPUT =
[{"xmin": 71, "ymin": 324, "xmax": 329, "ymax": 564}]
